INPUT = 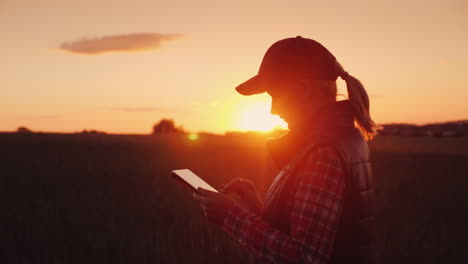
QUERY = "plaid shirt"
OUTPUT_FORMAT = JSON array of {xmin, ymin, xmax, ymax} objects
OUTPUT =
[{"xmin": 222, "ymin": 146, "xmax": 345, "ymax": 263}]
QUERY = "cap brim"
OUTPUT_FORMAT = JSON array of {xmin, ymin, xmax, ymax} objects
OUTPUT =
[{"xmin": 235, "ymin": 75, "xmax": 266, "ymax": 96}]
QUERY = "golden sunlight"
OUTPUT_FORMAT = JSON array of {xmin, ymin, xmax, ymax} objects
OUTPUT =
[
  {"xmin": 237, "ymin": 100, "xmax": 288, "ymax": 131},
  {"xmin": 188, "ymin": 133, "xmax": 199, "ymax": 141}
]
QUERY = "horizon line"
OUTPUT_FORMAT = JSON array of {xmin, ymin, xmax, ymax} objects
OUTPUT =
[{"xmin": 4, "ymin": 119, "xmax": 468, "ymax": 135}]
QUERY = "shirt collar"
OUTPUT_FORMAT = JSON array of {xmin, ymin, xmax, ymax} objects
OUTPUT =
[{"xmin": 265, "ymin": 100, "xmax": 355, "ymax": 169}]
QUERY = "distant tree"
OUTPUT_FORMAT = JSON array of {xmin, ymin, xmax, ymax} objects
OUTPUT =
[
  {"xmin": 16, "ymin": 126, "xmax": 33, "ymax": 133},
  {"xmin": 152, "ymin": 118, "xmax": 185, "ymax": 134},
  {"xmin": 80, "ymin": 129, "xmax": 106, "ymax": 135}
]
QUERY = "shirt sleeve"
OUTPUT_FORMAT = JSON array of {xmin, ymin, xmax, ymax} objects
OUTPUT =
[{"xmin": 222, "ymin": 146, "xmax": 346, "ymax": 264}]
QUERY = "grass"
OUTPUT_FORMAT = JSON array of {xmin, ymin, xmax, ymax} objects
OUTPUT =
[{"xmin": 1, "ymin": 133, "xmax": 467, "ymax": 263}]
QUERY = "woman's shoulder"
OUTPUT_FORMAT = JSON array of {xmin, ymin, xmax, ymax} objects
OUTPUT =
[{"xmin": 300, "ymin": 143, "xmax": 345, "ymax": 171}]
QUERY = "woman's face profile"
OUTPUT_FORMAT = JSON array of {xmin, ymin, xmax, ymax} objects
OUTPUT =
[
  {"xmin": 267, "ymin": 80, "xmax": 305, "ymax": 126},
  {"xmin": 267, "ymin": 78, "xmax": 330, "ymax": 129}
]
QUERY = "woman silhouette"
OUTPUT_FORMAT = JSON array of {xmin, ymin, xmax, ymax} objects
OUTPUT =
[{"xmin": 194, "ymin": 36, "xmax": 381, "ymax": 263}]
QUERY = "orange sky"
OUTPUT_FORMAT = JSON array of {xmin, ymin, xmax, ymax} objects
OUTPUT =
[{"xmin": 1, "ymin": 0, "xmax": 467, "ymax": 134}]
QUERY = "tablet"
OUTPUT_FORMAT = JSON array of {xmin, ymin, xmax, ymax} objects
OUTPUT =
[{"xmin": 171, "ymin": 169, "xmax": 218, "ymax": 193}]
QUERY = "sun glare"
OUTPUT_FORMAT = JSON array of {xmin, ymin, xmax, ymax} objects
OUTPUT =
[
  {"xmin": 188, "ymin": 133, "xmax": 199, "ymax": 141},
  {"xmin": 237, "ymin": 101, "xmax": 288, "ymax": 132}
]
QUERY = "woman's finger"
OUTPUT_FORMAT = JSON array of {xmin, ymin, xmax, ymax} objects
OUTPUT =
[
  {"xmin": 219, "ymin": 184, "xmax": 227, "ymax": 193},
  {"xmin": 226, "ymin": 178, "xmax": 241, "ymax": 187}
]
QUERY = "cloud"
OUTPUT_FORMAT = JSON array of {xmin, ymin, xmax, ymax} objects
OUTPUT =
[
  {"xmin": 60, "ymin": 33, "xmax": 181, "ymax": 55},
  {"xmin": 113, "ymin": 107, "xmax": 164, "ymax": 113}
]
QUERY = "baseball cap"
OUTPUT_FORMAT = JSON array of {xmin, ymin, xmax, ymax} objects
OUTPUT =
[{"xmin": 235, "ymin": 36, "xmax": 339, "ymax": 96}]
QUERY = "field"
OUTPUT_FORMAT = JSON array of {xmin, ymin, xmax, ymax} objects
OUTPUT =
[{"xmin": 1, "ymin": 133, "xmax": 467, "ymax": 263}]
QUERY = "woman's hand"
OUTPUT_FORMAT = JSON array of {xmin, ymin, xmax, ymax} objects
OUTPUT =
[
  {"xmin": 193, "ymin": 187, "xmax": 236, "ymax": 225},
  {"xmin": 219, "ymin": 178, "xmax": 263, "ymax": 214}
]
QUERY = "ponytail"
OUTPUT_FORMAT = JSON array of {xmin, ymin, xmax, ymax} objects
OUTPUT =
[{"xmin": 335, "ymin": 61, "xmax": 382, "ymax": 140}]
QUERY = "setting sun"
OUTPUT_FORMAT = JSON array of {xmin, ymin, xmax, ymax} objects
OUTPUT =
[{"xmin": 237, "ymin": 100, "xmax": 288, "ymax": 132}]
